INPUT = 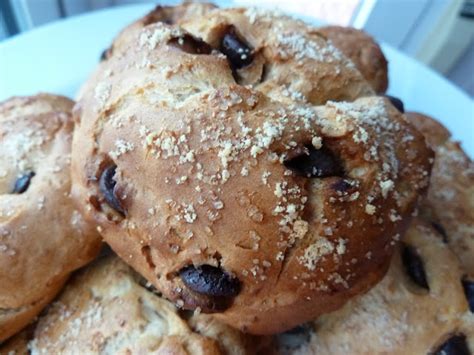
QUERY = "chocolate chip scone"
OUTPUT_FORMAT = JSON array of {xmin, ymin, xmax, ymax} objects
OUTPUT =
[
  {"xmin": 0, "ymin": 94, "xmax": 101, "ymax": 342},
  {"xmin": 273, "ymin": 219, "xmax": 473, "ymax": 354},
  {"xmin": 71, "ymin": 10, "xmax": 432, "ymax": 334},
  {"xmin": 28, "ymin": 255, "xmax": 259, "ymax": 355},
  {"xmin": 318, "ymin": 26, "xmax": 388, "ymax": 94},
  {"xmin": 85, "ymin": 4, "xmax": 374, "ymax": 106},
  {"xmin": 406, "ymin": 112, "xmax": 474, "ymax": 275}
]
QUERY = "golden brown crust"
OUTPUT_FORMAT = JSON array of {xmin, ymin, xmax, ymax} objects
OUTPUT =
[
  {"xmin": 273, "ymin": 219, "xmax": 472, "ymax": 354},
  {"xmin": 105, "ymin": 3, "xmax": 217, "ymax": 61},
  {"xmin": 0, "ymin": 279, "xmax": 65, "ymax": 345},
  {"xmin": 77, "ymin": 3, "xmax": 217, "ymax": 102},
  {"xmin": 72, "ymin": 8, "xmax": 432, "ymax": 334},
  {"xmin": 29, "ymin": 256, "xmax": 257, "ymax": 355},
  {"xmin": 0, "ymin": 94, "xmax": 102, "ymax": 341},
  {"xmin": 406, "ymin": 112, "xmax": 474, "ymax": 275},
  {"xmin": 318, "ymin": 26, "xmax": 388, "ymax": 94},
  {"xmin": 405, "ymin": 111, "xmax": 451, "ymax": 147}
]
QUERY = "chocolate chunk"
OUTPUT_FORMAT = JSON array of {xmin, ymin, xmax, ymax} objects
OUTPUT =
[
  {"xmin": 138, "ymin": 277, "xmax": 160, "ymax": 295},
  {"xmin": 180, "ymin": 288, "xmax": 234, "ymax": 313},
  {"xmin": 284, "ymin": 145, "xmax": 344, "ymax": 178},
  {"xmin": 99, "ymin": 46, "xmax": 113, "ymax": 62},
  {"xmin": 431, "ymin": 222, "xmax": 448, "ymax": 243},
  {"xmin": 401, "ymin": 244, "xmax": 429, "ymax": 290},
  {"xmin": 142, "ymin": 5, "xmax": 167, "ymax": 26},
  {"xmin": 385, "ymin": 95, "xmax": 405, "ymax": 113},
  {"xmin": 432, "ymin": 334, "xmax": 470, "ymax": 355},
  {"xmin": 100, "ymin": 48, "xmax": 108, "ymax": 61},
  {"xmin": 99, "ymin": 165, "xmax": 125, "ymax": 216},
  {"xmin": 12, "ymin": 171, "xmax": 35, "ymax": 194},
  {"xmin": 220, "ymin": 27, "xmax": 253, "ymax": 70},
  {"xmin": 98, "ymin": 243, "xmax": 114, "ymax": 258},
  {"xmin": 177, "ymin": 309, "xmax": 194, "ymax": 320},
  {"xmin": 331, "ymin": 178, "xmax": 356, "ymax": 194},
  {"xmin": 168, "ymin": 35, "xmax": 212, "ymax": 55},
  {"xmin": 179, "ymin": 264, "xmax": 240, "ymax": 298},
  {"xmin": 462, "ymin": 278, "xmax": 474, "ymax": 312}
]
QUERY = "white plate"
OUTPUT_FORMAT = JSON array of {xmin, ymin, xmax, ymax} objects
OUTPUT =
[{"xmin": 1, "ymin": 3, "xmax": 473, "ymax": 156}]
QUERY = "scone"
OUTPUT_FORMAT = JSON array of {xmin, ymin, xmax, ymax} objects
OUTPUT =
[
  {"xmin": 0, "ymin": 95, "xmax": 101, "ymax": 342},
  {"xmin": 318, "ymin": 26, "xmax": 388, "ymax": 94},
  {"xmin": 28, "ymin": 255, "xmax": 260, "ymax": 355},
  {"xmin": 406, "ymin": 112, "xmax": 474, "ymax": 275},
  {"xmin": 72, "ymin": 8, "xmax": 433, "ymax": 334},
  {"xmin": 273, "ymin": 219, "xmax": 473, "ymax": 354},
  {"xmin": 73, "ymin": 10, "xmax": 431, "ymax": 333}
]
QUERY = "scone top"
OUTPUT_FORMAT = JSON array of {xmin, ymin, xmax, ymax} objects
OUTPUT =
[{"xmin": 72, "ymin": 5, "xmax": 433, "ymax": 334}]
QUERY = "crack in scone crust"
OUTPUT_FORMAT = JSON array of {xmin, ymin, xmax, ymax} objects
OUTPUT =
[{"xmin": 71, "ymin": 4, "xmax": 433, "ymax": 334}]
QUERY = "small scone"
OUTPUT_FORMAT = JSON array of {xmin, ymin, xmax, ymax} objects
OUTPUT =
[
  {"xmin": 0, "ymin": 95, "xmax": 101, "ymax": 341},
  {"xmin": 28, "ymin": 256, "xmax": 259, "ymax": 355},
  {"xmin": 72, "ymin": 9, "xmax": 433, "ymax": 334},
  {"xmin": 406, "ymin": 112, "xmax": 474, "ymax": 275},
  {"xmin": 318, "ymin": 26, "xmax": 388, "ymax": 94},
  {"xmin": 273, "ymin": 219, "xmax": 473, "ymax": 354}
]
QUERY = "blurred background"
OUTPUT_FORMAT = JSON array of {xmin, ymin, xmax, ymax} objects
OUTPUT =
[{"xmin": 0, "ymin": 0, "xmax": 473, "ymax": 97}]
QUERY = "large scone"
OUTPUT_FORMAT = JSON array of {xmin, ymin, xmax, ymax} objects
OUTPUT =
[
  {"xmin": 318, "ymin": 26, "xmax": 388, "ymax": 94},
  {"xmin": 406, "ymin": 112, "xmax": 474, "ymax": 275},
  {"xmin": 273, "ymin": 219, "xmax": 473, "ymax": 354},
  {"xmin": 28, "ymin": 255, "xmax": 259, "ymax": 355},
  {"xmin": 72, "ymin": 10, "xmax": 433, "ymax": 334},
  {"xmin": 0, "ymin": 94, "xmax": 101, "ymax": 342}
]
